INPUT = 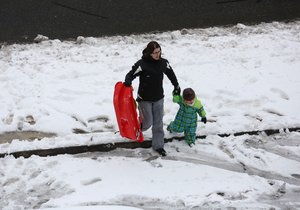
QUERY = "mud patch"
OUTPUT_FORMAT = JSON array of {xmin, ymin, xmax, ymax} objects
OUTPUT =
[{"xmin": 0, "ymin": 131, "xmax": 56, "ymax": 144}]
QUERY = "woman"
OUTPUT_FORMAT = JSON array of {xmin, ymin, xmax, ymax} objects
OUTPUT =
[{"xmin": 124, "ymin": 41, "xmax": 180, "ymax": 156}]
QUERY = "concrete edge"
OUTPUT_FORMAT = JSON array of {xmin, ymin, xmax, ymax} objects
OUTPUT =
[{"xmin": 1, "ymin": 127, "xmax": 299, "ymax": 158}]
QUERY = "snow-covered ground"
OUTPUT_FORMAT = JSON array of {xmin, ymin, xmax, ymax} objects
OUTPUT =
[{"xmin": 0, "ymin": 21, "xmax": 300, "ymax": 209}]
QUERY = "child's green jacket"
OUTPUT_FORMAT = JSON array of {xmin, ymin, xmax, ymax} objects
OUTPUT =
[
  {"xmin": 168, "ymin": 94, "xmax": 206, "ymax": 144},
  {"xmin": 171, "ymin": 94, "xmax": 206, "ymax": 132}
]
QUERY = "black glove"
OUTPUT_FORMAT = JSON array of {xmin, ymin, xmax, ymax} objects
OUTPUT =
[
  {"xmin": 123, "ymin": 81, "xmax": 131, "ymax": 87},
  {"xmin": 201, "ymin": 117, "xmax": 207, "ymax": 124},
  {"xmin": 172, "ymin": 85, "xmax": 181, "ymax": 95}
]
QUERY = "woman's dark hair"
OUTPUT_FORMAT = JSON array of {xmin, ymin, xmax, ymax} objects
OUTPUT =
[{"xmin": 143, "ymin": 41, "xmax": 161, "ymax": 57}]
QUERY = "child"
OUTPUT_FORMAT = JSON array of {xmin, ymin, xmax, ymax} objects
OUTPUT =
[{"xmin": 167, "ymin": 88, "xmax": 207, "ymax": 146}]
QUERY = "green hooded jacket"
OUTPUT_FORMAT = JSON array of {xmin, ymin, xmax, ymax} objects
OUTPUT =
[{"xmin": 168, "ymin": 94, "xmax": 206, "ymax": 143}]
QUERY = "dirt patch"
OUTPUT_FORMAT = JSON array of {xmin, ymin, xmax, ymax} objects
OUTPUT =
[{"xmin": 0, "ymin": 131, "xmax": 56, "ymax": 144}]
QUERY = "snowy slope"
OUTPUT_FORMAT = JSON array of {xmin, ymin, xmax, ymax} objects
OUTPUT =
[{"xmin": 0, "ymin": 21, "xmax": 300, "ymax": 209}]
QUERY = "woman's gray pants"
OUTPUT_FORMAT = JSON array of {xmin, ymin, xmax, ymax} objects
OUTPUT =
[{"xmin": 138, "ymin": 98, "xmax": 164, "ymax": 150}]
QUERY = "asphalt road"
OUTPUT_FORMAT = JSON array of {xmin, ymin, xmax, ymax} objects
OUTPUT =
[{"xmin": 1, "ymin": 0, "xmax": 300, "ymax": 43}]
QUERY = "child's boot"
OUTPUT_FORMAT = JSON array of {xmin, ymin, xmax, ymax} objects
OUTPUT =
[{"xmin": 186, "ymin": 140, "xmax": 195, "ymax": 147}]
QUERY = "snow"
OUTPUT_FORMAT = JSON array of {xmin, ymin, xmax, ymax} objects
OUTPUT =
[{"xmin": 1, "ymin": 21, "xmax": 300, "ymax": 209}]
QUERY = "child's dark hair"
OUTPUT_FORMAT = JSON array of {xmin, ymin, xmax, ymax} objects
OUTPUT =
[{"xmin": 183, "ymin": 88, "xmax": 195, "ymax": 101}]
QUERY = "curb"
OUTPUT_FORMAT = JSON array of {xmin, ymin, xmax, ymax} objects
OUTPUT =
[{"xmin": 1, "ymin": 127, "xmax": 299, "ymax": 158}]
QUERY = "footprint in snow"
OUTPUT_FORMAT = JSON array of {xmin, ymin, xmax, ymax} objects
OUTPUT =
[
  {"xmin": 270, "ymin": 88, "xmax": 290, "ymax": 100},
  {"xmin": 81, "ymin": 177, "xmax": 102, "ymax": 186},
  {"xmin": 72, "ymin": 115, "xmax": 115, "ymax": 134},
  {"xmin": 263, "ymin": 108, "xmax": 284, "ymax": 116}
]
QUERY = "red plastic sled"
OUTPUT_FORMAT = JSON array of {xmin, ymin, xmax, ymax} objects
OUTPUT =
[{"xmin": 113, "ymin": 81, "xmax": 144, "ymax": 142}]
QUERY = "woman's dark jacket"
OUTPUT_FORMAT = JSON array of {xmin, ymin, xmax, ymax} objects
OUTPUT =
[{"xmin": 125, "ymin": 54, "xmax": 179, "ymax": 102}]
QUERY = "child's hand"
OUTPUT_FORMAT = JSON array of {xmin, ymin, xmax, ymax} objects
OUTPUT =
[{"xmin": 201, "ymin": 117, "xmax": 207, "ymax": 124}]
